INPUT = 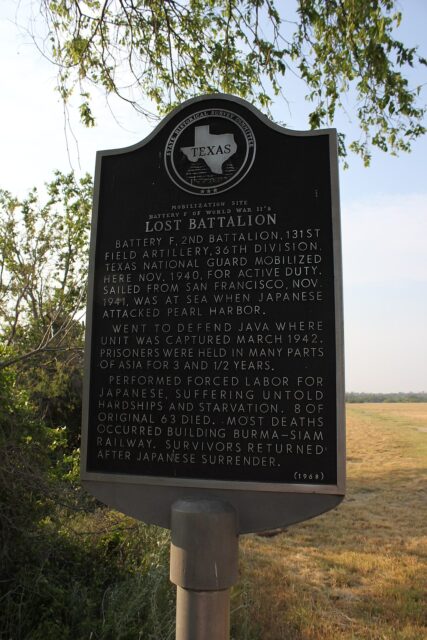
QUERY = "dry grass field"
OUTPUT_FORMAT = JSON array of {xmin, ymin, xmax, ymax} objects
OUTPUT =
[{"xmin": 237, "ymin": 404, "xmax": 427, "ymax": 640}]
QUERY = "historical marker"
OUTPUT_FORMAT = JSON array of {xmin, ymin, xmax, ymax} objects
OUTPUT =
[{"xmin": 81, "ymin": 94, "xmax": 345, "ymax": 533}]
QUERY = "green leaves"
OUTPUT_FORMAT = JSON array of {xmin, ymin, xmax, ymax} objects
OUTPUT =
[
  {"xmin": 38, "ymin": 0, "xmax": 287, "ymax": 117},
  {"xmin": 0, "ymin": 172, "xmax": 92, "ymax": 444},
  {"xmin": 293, "ymin": 0, "xmax": 426, "ymax": 163},
  {"xmin": 30, "ymin": 0, "xmax": 427, "ymax": 162}
]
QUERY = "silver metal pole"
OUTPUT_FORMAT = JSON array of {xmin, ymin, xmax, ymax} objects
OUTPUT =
[{"xmin": 170, "ymin": 499, "xmax": 239, "ymax": 640}]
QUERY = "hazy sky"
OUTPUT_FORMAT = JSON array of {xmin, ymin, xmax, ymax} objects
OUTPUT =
[{"xmin": 1, "ymin": 1, "xmax": 426, "ymax": 392}]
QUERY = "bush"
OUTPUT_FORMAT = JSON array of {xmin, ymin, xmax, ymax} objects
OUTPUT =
[{"xmin": 0, "ymin": 366, "xmax": 175, "ymax": 639}]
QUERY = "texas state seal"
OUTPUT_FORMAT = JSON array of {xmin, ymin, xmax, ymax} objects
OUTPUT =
[{"xmin": 164, "ymin": 109, "xmax": 256, "ymax": 195}]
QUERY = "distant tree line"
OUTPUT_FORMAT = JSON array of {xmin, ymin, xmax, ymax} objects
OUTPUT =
[{"xmin": 346, "ymin": 392, "xmax": 427, "ymax": 403}]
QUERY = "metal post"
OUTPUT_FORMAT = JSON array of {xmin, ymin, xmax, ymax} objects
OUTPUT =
[{"xmin": 170, "ymin": 499, "xmax": 239, "ymax": 640}]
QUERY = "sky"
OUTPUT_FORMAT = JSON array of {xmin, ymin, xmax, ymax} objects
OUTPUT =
[{"xmin": 0, "ymin": 1, "xmax": 426, "ymax": 393}]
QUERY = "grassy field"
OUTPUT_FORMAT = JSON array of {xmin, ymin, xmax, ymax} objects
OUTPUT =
[{"xmin": 237, "ymin": 404, "xmax": 427, "ymax": 640}]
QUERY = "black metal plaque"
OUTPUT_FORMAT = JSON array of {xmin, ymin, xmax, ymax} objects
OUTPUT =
[{"xmin": 81, "ymin": 94, "xmax": 345, "ymax": 532}]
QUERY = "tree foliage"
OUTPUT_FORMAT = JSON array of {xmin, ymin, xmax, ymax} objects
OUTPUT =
[
  {"xmin": 30, "ymin": 0, "xmax": 426, "ymax": 163},
  {"xmin": 0, "ymin": 171, "xmax": 92, "ymax": 445},
  {"xmin": 0, "ymin": 171, "xmax": 92, "ymax": 356},
  {"xmin": 0, "ymin": 365, "xmax": 174, "ymax": 639}
]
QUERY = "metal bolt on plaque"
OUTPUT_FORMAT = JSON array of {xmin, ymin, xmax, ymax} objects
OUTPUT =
[{"xmin": 81, "ymin": 94, "xmax": 345, "ymax": 640}]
